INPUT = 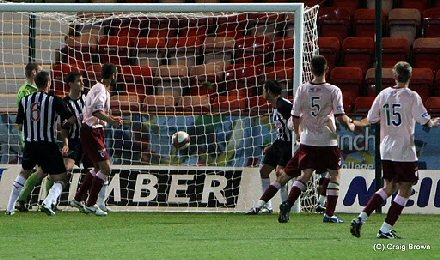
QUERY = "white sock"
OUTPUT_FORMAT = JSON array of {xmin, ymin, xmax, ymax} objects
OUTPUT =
[
  {"xmin": 43, "ymin": 182, "xmax": 63, "ymax": 207},
  {"xmin": 7, "ymin": 175, "xmax": 26, "ymax": 212},
  {"xmin": 380, "ymin": 222, "xmax": 393, "ymax": 233},
  {"xmin": 260, "ymin": 178, "xmax": 271, "ymax": 209},
  {"xmin": 97, "ymin": 181, "xmax": 109, "ymax": 206},
  {"xmin": 359, "ymin": 211, "xmax": 368, "ymax": 223},
  {"xmin": 255, "ymin": 199, "xmax": 266, "ymax": 209},
  {"xmin": 318, "ymin": 195, "xmax": 326, "ymax": 207},
  {"xmin": 280, "ymin": 184, "xmax": 288, "ymax": 203}
]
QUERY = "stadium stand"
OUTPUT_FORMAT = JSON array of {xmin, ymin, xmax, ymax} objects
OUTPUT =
[
  {"xmin": 388, "ymin": 8, "xmax": 421, "ymax": 45},
  {"xmin": 423, "ymin": 8, "xmax": 440, "ymax": 37},
  {"xmin": 318, "ymin": 37, "xmax": 340, "ymax": 71},
  {"xmin": 317, "ymin": 7, "xmax": 351, "ymax": 42},
  {"xmin": 341, "ymin": 37, "xmax": 375, "ymax": 74},
  {"xmin": 382, "ymin": 37, "xmax": 411, "ymax": 68},
  {"xmin": 412, "ymin": 37, "xmax": 440, "ymax": 73},
  {"xmin": 353, "ymin": 8, "xmax": 386, "ymax": 38}
]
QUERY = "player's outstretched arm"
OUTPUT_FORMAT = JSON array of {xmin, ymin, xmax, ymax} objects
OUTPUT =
[
  {"xmin": 352, "ymin": 118, "xmax": 370, "ymax": 128},
  {"xmin": 336, "ymin": 114, "xmax": 356, "ymax": 132},
  {"xmin": 424, "ymin": 117, "xmax": 440, "ymax": 128},
  {"xmin": 93, "ymin": 111, "xmax": 123, "ymax": 128}
]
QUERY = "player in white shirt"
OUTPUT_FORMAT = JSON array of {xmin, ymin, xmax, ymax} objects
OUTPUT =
[
  {"xmin": 350, "ymin": 61, "xmax": 440, "ymax": 239},
  {"xmin": 70, "ymin": 63, "xmax": 123, "ymax": 216},
  {"xmin": 278, "ymin": 55, "xmax": 355, "ymax": 224}
]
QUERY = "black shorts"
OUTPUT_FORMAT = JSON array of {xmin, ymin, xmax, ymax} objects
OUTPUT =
[
  {"xmin": 22, "ymin": 141, "xmax": 66, "ymax": 175},
  {"xmin": 262, "ymin": 140, "xmax": 292, "ymax": 168},
  {"xmin": 65, "ymin": 138, "xmax": 93, "ymax": 168}
]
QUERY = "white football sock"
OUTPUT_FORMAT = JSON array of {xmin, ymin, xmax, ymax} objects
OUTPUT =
[
  {"xmin": 7, "ymin": 175, "xmax": 26, "ymax": 212},
  {"xmin": 279, "ymin": 184, "xmax": 288, "ymax": 204},
  {"xmin": 318, "ymin": 194, "xmax": 326, "ymax": 207},
  {"xmin": 43, "ymin": 182, "xmax": 63, "ymax": 207},
  {"xmin": 380, "ymin": 222, "xmax": 393, "ymax": 234},
  {"xmin": 97, "ymin": 180, "xmax": 109, "ymax": 206}
]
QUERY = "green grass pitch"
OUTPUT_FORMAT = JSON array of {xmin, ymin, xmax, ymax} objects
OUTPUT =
[{"xmin": 0, "ymin": 212, "xmax": 438, "ymax": 259}]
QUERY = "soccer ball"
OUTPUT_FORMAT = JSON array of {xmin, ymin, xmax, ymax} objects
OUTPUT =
[{"xmin": 172, "ymin": 131, "xmax": 190, "ymax": 150}]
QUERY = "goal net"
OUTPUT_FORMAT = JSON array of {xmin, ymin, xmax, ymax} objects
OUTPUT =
[{"xmin": 0, "ymin": 2, "xmax": 319, "ymax": 212}]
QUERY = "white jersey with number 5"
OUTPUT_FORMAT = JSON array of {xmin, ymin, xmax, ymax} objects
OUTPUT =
[
  {"xmin": 292, "ymin": 82, "xmax": 345, "ymax": 146},
  {"xmin": 367, "ymin": 86, "xmax": 430, "ymax": 161}
]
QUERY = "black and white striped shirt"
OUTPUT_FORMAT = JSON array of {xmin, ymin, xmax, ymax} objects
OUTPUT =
[
  {"xmin": 16, "ymin": 91, "xmax": 73, "ymax": 143},
  {"xmin": 273, "ymin": 97, "xmax": 293, "ymax": 142},
  {"xmin": 63, "ymin": 95, "xmax": 85, "ymax": 140}
]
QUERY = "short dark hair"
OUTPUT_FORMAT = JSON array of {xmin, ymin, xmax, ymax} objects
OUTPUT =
[
  {"xmin": 311, "ymin": 55, "xmax": 327, "ymax": 76},
  {"xmin": 65, "ymin": 71, "xmax": 81, "ymax": 84},
  {"xmin": 25, "ymin": 62, "xmax": 40, "ymax": 78},
  {"xmin": 393, "ymin": 61, "xmax": 412, "ymax": 83},
  {"xmin": 264, "ymin": 80, "xmax": 282, "ymax": 95},
  {"xmin": 35, "ymin": 71, "xmax": 50, "ymax": 89},
  {"xmin": 101, "ymin": 63, "xmax": 117, "ymax": 80}
]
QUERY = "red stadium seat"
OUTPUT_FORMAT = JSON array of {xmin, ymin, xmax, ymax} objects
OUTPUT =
[
  {"xmin": 142, "ymin": 95, "xmax": 179, "ymax": 113},
  {"xmin": 318, "ymin": 37, "xmax": 341, "ymax": 71},
  {"xmin": 264, "ymin": 66, "xmax": 294, "ymax": 97},
  {"xmin": 98, "ymin": 36, "xmax": 130, "ymax": 65},
  {"xmin": 388, "ymin": 8, "xmax": 421, "ymax": 45},
  {"xmin": 154, "ymin": 65, "xmax": 190, "ymax": 97},
  {"xmin": 426, "ymin": 97, "xmax": 440, "ymax": 115},
  {"xmin": 85, "ymin": 64, "xmax": 103, "ymax": 86},
  {"xmin": 410, "ymin": 68, "xmax": 434, "ymax": 103},
  {"xmin": 235, "ymin": 36, "xmax": 272, "ymax": 67},
  {"xmin": 179, "ymin": 95, "xmax": 211, "ymax": 113},
  {"xmin": 365, "ymin": 67, "xmax": 395, "ymax": 96},
  {"xmin": 208, "ymin": 14, "xmax": 246, "ymax": 38},
  {"xmin": 331, "ymin": 0, "xmax": 362, "ymax": 14},
  {"xmin": 354, "ymin": 97, "xmax": 375, "ymax": 115},
  {"xmin": 353, "ymin": 9, "xmax": 387, "ymax": 38},
  {"xmin": 318, "ymin": 7, "xmax": 352, "ymax": 43},
  {"xmin": 412, "ymin": 37, "xmax": 440, "ymax": 73},
  {"xmin": 212, "ymin": 92, "xmax": 248, "ymax": 112},
  {"xmin": 118, "ymin": 65, "xmax": 153, "ymax": 97},
  {"xmin": 272, "ymin": 37, "xmax": 294, "ymax": 69},
  {"xmin": 248, "ymin": 96, "xmax": 271, "ymax": 115},
  {"xmin": 397, "ymin": 0, "xmax": 429, "ymax": 13},
  {"xmin": 434, "ymin": 0, "xmax": 440, "ymax": 7},
  {"xmin": 167, "ymin": 26, "xmax": 206, "ymax": 67},
  {"xmin": 329, "ymin": 67, "xmax": 364, "ymax": 112},
  {"xmin": 189, "ymin": 63, "xmax": 224, "ymax": 96},
  {"xmin": 224, "ymin": 64, "xmax": 262, "ymax": 97},
  {"xmin": 434, "ymin": 70, "xmax": 440, "ymax": 96},
  {"xmin": 422, "ymin": 8, "xmax": 440, "ymax": 37},
  {"xmin": 110, "ymin": 95, "xmax": 140, "ymax": 114},
  {"xmin": 382, "ymin": 37, "xmax": 411, "ymax": 68},
  {"xmin": 366, "ymin": 0, "xmax": 393, "ymax": 15},
  {"xmin": 51, "ymin": 63, "xmax": 81, "ymax": 97},
  {"xmin": 342, "ymin": 37, "xmax": 375, "ymax": 74},
  {"xmin": 203, "ymin": 36, "xmax": 235, "ymax": 67}
]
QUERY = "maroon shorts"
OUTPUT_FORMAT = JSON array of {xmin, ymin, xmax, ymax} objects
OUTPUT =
[
  {"xmin": 284, "ymin": 150, "xmax": 301, "ymax": 177},
  {"xmin": 298, "ymin": 144, "xmax": 342, "ymax": 171},
  {"xmin": 80, "ymin": 124, "xmax": 110, "ymax": 164},
  {"xmin": 381, "ymin": 160, "xmax": 419, "ymax": 183}
]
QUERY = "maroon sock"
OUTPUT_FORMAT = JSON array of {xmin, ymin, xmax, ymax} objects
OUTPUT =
[
  {"xmin": 85, "ymin": 176, "xmax": 104, "ymax": 207},
  {"xmin": 260, "ymin": 185, "xmax": 280, "ymax": 203},
  {"xmin": 363, "ymin": 193, "xmax": 385, "ymax": 216},
  {"xmin": 74, "ymin": 172, "xmax": 94, "ymax": 201},
  {"xmin": 320, "ymin": 178, "xmax": 330, "ymax": 196},
  {"xmin": 325, "ymin": 195, "xmax": 338, "ymax": 216},
  {"xmin": 287, "ymin": 186, "xmax": 301, "ymax": 208},
  {"xmin": 385, "ymin": 201, "xmax": 405, "ymax": 226}
]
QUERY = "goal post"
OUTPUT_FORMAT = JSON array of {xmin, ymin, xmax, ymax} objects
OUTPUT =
[{"xmin": 0, "ymin": 1, "xmax": 319, "ymax": 212}]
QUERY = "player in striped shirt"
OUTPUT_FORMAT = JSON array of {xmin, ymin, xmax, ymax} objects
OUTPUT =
[
  {"xmin": 350, "ymin": 61, "xmax": 440, "ymax": 239},
  {"xmin": 6, "ymin": 71, "xmax": 77, "ymax": 216},
  {"xmin": 70, "ymin": 63, "xmax": 122, "ymax": 216},
  {"xmin": 247, "ymin": 80, "xmax": 293, "ymax": 214},
  {"xmin": 278, "ymin": 55, "xmax": 355, "ymax": 224}
]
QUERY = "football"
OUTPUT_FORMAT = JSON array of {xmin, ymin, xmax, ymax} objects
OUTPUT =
[{"xmin": 172, "ymin": 131, "xmax": 190, "ymax": 150}]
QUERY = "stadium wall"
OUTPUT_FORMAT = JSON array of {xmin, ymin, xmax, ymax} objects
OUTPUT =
[{"xmin": 0, "ymin": 165, "xmax": 439, "ymax": 214}]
